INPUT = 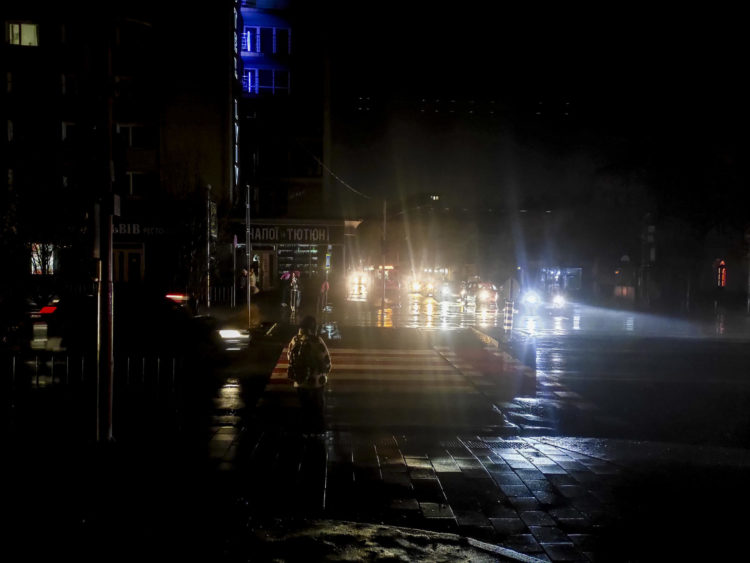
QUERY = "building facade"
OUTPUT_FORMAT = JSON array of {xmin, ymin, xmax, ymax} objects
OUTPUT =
[
  {"xmin": 2, "ymin": 1, "xmax": 236, "ymax": 300},
  {"xmin": 233, "ymin": 1, "xmax": 357, "ymax": 291}
]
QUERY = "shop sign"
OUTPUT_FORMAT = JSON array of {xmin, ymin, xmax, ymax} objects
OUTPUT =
[
  {"xmin": 249, "ymin": 225, "xmax": 333, "ymax": 243},
  {"xmin": 113, "ymin": 223, "xmax": 166, "ymax": 235}
]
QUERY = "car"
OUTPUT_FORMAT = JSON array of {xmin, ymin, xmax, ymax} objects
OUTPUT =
[
  {"xmin": 463, "ymin": 280, "xmax": 499, "ymax": 309},
  {"xmin": 520, "ymin": 288, "xmax": 568, "ymax": 313},
  {"xmin": 0, "ymin": 291, "xmax": 48, "ymax": 352},
  {"xmin": 17, "ymin": 288, "xmax": 224, "ymax": 362},
  {"xmin": 435, "ymin": 280, "xmax": 464, "ymax": 304}
]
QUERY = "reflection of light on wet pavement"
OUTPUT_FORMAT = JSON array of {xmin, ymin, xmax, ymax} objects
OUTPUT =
[
  {"xmin": 425, "ymin": 301, "xmax": 434, "ymax": 317},
  {"xmin": 524, "ymin": 316, "xmax": 537, "ymax": 336},
  {"xmin": 573, "ymin": 315, "xmax": 581, "ymax": 331},
  {"xmin": 320, "ymin": 321, "xmax": 341, "ymax": 340},
  {"xmin": 625, "ymin": 316, "xmax": 635, "ymax": 332},
  {"xmin": 715, "ymin": 312, "xmax": 726, "ymax": 336},
  {"xmin": 376, "ymin": 307, "xmax": 393, "ymax": 327},
  {"xmin": 553, "ymin": 315, "xmax": 565, "ymax": 335},
  {"xmin": 215, "ymin": 377, "xmax": 244, "ymax": 411}
]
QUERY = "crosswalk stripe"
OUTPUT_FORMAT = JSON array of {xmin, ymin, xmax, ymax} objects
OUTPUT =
[{"xmin": 327, "ymin": 348, "xmax": 436, "ymax": 355}]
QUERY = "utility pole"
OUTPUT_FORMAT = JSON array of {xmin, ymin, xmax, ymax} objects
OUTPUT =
[
  {"xmin": 96, "ymin": 11, "xmax": 116, "ymax": 443},
  {"xmin": 206, "ymin": 184, "xmax": 213, "ymax": 309},
  {"xmin": 381, "ymin": 200, "xmax": 386, "ymax": 322}
]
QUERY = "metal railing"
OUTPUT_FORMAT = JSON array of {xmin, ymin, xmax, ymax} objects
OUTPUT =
[{"xmin": 1, "ymin": 350, "xmax": 210, "ymax": 437}]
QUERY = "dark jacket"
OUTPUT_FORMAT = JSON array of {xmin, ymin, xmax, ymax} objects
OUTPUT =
[{"xmin": 287, "ymin": 328, "xmax": 331, "ymax": 388}]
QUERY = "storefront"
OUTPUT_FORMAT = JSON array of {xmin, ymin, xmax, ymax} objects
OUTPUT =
[{"xmin": 233, "ymin": 219, "xmax": 361, "ymax": 290}]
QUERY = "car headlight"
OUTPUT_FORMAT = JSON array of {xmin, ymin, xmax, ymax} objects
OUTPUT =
[
  {"xmin": 552, "ymin": 294, "xmax": 565, "ymax": 307},
  {"xmin": 522, "ymin": 291, "xmax": 540, "ymax": 305},
  {"xmin": 411, "ymin": 281, "xmax": 421, "ymax": 292},
  {"xmin": 441, "ymin": 286, "xmax": 451, "ymax": 296},
  {"xmin": 479, "ymin": 289, "xmax": 490, "ymax": 300}
]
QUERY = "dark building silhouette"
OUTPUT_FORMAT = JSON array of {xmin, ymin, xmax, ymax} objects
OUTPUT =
[{"xmin": 2, "ymin": 1, "xmax": 236, "ymax": 299}]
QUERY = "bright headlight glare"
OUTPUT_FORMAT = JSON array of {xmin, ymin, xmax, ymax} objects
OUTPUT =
[
  {"xmin": 479, "ymin": 289, "xmax": 490, "ymax": 300},
  {"xmin": 553, "ymin": 294, "xmax": 565, "ymax": 307},
  {"xmin": 219, "ymin": 329, "xmax": 245, "ymax": 339},
  {"xmin": 523, "ymin": 291, "xmax": 540, "ymax": 304}
]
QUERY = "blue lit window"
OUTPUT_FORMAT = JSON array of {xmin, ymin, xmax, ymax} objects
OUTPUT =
[
  {"xmin": 242, "ymin": 26, "xmax": 290, "ymax": 54},
  {"xmin": 244, "ymin": 27, "xmax": 258, "ymax": 52},
  {"xmin": 245, "ymin": 69, "xmax": 257, "ymax": 93},
  {"xmin": 244, "ymin": 68, "xmax": 289, "ymax": 95}
]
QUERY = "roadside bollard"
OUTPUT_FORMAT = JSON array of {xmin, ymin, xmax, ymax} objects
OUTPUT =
[{"xmin": 503, "ymin": 300, "xmax": 514, "ymax": 341}]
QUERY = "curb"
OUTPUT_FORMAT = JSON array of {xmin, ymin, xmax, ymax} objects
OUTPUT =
[{"xmin": 467, "ymin": 537, "xmax": 548, "ymax": 562}]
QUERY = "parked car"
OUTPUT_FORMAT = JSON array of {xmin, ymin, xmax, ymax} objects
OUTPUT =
[{"xmin": 14, "ymin": 288, "xmax": 224, "ymax": 362}]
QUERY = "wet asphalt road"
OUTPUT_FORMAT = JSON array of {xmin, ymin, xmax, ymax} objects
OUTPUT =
[{"xmin": 343, "ymin": 294, "xmax": 750, "ymax": 449}]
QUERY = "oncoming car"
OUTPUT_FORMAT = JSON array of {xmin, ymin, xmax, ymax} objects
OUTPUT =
[
  {"xmin": 520, "ymin": 289, "xmax": 567, "ymax": 312},
  {"xmin": 463, "ymin": 280, "xmax": 499, "ymax": 309},
  {"xmin": 436, "ymin": 280, "xmax": 464, "ymax": 304}
]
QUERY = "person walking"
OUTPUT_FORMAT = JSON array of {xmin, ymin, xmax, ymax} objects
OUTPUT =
[
  {"xmin": 290, "ymin": 271, "xmax": 302, "ymax": 313},
  {"xmin": 287, "ymin": 315, "xmax": 331, "ymax": 433},
  {"xmin": 317, "ymin": 274, "xmax": 330, "ymax": 314},
  {"xmin": 280, "ymin": 271, "xmax": 291, "ymax": 307}
]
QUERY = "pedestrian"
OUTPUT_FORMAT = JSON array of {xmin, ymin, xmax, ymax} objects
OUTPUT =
[
  {"xmin": 239, "ymin": 268, "xmax": 248, "ymax": 303},
  {"xmin": 249, "ymin": 268, "xmax": 259, "ymax": 295},
  {"xmin": 280, "ymin": 271, "xmax": 291, "ymax": 307},
  {"xmin": 317, "ymin": 275, "xmax": 330, "ymax": 313},
  {"xmin": 287, "ymin": 315, "xmax": 331, "ymax": 433},
  {"xmin": 290, "ymin": 270, "xmax": 302, "ymax": 311}
]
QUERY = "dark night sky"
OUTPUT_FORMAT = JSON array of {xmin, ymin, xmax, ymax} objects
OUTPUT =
[{"xmin": 311, "ymin": 2, "xmax": 748, "ymax": 215}]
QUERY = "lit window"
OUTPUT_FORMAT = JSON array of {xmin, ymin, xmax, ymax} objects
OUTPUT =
[
  {"xmin": 244, "ymin": 68, "xmax": 289, "ymax": 95},
  {"xmin": 244, "ymin": 27, "xmax": 259, "ymax": 52},
  {"xmin": 244, "ymin": 69, "xmax": 257, "ymax": 93},
  {"xmin": 30, "ymin": 243, "xmax": 56, "ymax": 275},
  {"xmin": 6, "ymin": 22, "xmax": 38, "ymax": 46}
]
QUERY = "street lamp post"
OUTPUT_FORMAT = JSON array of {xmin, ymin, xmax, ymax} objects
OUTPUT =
[{"xmin": 206, "ymin": 184, "xmax": 212, "ymax": 310}]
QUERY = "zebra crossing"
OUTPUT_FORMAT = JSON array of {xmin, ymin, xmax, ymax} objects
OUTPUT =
[
  {"xmin": 266, "ymin": 347, "xmax": 475, "ymax": 393},
  {"xmin": 259, "ymin": 345, "xmax": 509, "ymax": 431}
]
